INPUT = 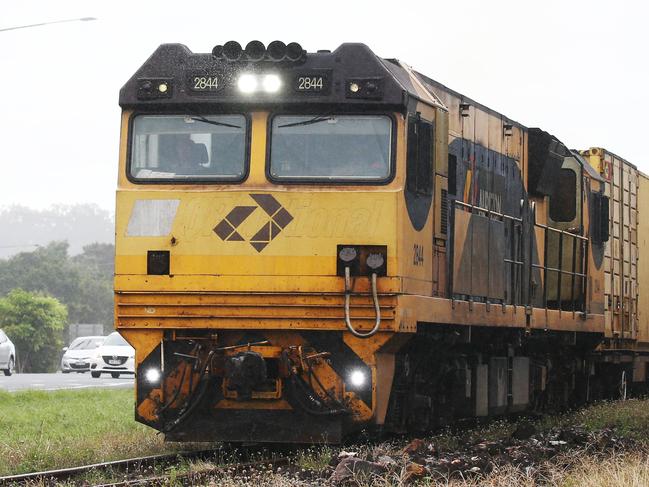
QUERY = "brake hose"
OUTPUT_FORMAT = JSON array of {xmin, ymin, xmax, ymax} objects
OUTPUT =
[{"xmin": 344, "ymin": 266, "xmax": 381, "ymax": 338}]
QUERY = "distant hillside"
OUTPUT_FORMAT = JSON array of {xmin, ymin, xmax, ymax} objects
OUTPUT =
[{"xmin": 0, "ymin": 204, "xmax": 113, "ymax": 259}]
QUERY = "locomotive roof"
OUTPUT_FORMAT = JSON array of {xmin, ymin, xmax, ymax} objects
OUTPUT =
[{"xmin": 119, "ymin": 42, "xmax": 445, "ymax": 112}]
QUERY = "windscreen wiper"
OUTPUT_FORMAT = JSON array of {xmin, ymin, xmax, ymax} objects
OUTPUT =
[
  {"xmin": 278, "ymin": 116, "xmax": 335, "ymax": 128},
  {"xmin": 189, "ymin": 115, "xmax": 241, "ymax": 129}
]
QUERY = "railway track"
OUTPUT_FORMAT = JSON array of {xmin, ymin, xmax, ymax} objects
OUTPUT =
[{"xmin": 0, "ymin": 448, "xmax": 291, "ymax": 486}]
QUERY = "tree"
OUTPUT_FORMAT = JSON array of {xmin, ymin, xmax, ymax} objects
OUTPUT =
[
  {"xmin": 70, "ymin": 243, "xmax": 115, "ymax": 331},
  {"xmin": 0, "ymin": 289, "xmax": 67, "ymax": 372},
  {"xmin": 0, "ymin": 241, "xmax": 115, "ymax": 335}
]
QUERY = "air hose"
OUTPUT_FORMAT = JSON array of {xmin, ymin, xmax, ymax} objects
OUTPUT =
[{"xmin": 344, "ymin": 266, "xmax": 382, "ymax": 338}]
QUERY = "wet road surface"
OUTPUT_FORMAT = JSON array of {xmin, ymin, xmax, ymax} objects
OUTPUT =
[{"xmin": 0, "ymin": 372, "xmax": 134, "ymax": 392}]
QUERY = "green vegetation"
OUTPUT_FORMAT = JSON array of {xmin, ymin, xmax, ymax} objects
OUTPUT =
[
  {"xmin": 0, "ymin": 241, "xmax": 114, "ymax": 372},
  {"xmin": 0, "ymin": 289, "xmax": 67, "ymax": 373},
  {"xmin": 558, "ymin": 399, "xmax": 649, "ymax": 441},
  {"xmin": 295, "ymin": 445, "xmax": 334, "ymax": 472},
  {"xmin": 2, "ymin": 391, "xmax": 649, "ymax": 484},
  {"xmin": 0, "ymin": 388, "xmax": 193, "ymax": 476},
  {"xmin": 0, "ymin": 240, "xmax": 114, "ymax": 330}
]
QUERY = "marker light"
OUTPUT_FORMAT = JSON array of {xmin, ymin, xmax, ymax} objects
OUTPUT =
[
  {"xmin": 157, "ymin": 83, "xmax": 168, "ymax": 93},
  {"xmin": 145, "ymin": 368, "xmax": 161, "ymax": 384},
  {"xmin": 366, "ymin": 252, "xmax": 385, "ymax": 270},
  {"xmin": 238, "ymin": 74, "xmax": 257, "ymax": 94},
  {"xmin": 349, "ymin": 369, "xmax": 367, "ymax": 388},
  {"xmin": 339, "ymin": 246, "xmax": 358, "ymax": 263},
  {"xmin": 262, "ymin": 74, "xmax": 282, "ymax": 93}
]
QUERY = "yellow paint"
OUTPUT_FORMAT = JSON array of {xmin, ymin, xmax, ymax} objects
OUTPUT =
[{"xmin": 464, "ymin": 169, "xmax": 472, "ymax": 202}]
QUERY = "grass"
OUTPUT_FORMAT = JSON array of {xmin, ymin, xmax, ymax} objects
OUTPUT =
[
  {"xmin": 0, "ymin": 388, "xmax": 207, "ymax": 476},
  {"xmin": 294, "ymin": 445, "xmax": 334, "ymax": 472},
  {"xmin": 544, "ymin": 399, "xmax": 649, "ymax": 441},
  {"xmin": 2, "ymin": 390, "xmax": 649, "ymax": 485},
  {"xmin": 562, "ymin": 452, "xmax": 649, "ymax": 487}
]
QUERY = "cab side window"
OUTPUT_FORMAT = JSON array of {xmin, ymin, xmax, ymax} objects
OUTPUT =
[
  {"xmin": 549, "ymin": 168, "xmax": 577, "ymax": 222},
  {"xmin": 406, "ymin": 114, "xmax": 434, "ymax": 196}
]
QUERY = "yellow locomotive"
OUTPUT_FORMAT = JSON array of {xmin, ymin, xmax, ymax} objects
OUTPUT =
[{"xmin": 115, "ymin": 41, "xmax": 646, "ymax": 443}]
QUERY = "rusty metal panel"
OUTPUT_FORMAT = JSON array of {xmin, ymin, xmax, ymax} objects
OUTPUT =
[
  {"xmin": 512, "ymin": 357, "xmax": 530, "ymax": 407},
  {"xmin": 475, "ymin": 364, "xmax": 488, "ymax": 417},
  {"xmin": 488, "ymin": 114, "xmax": 502, "ymax": 156},
  {"xmin": 461, "ymin": 102, "xmax": 475, "ymax": 142},
  {"xmin": 488, "ymin": 219, "xmax": 506, "ymax": 299},
  {"xmin": 633, "ymin": 357, "xmax": 647, "ymax": 383},
  {"xmin": 445, "ymin": 92, "xmax": 462, "ymax": 135},
  {"xmin": 471, "ymin": 215, "xmax": 490, "ymax": 297},
  {"xmin": 474, "ymin": 107, "xmax": 489, "ymax": 148},
  {"xmin": 453, "ymin": 208, "xmax": 473, "ymax": 295},
  {"xmin": 488, "ymin": 357, "xmax": 508, "ymax": 415}
]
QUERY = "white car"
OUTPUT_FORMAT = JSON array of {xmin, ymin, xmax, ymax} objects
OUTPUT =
[
  {"xmin": 0, "ymin": 329, "xmax": 16, "ymax": 376},
  {"xmin": 61, "ymin": 336, "xmax": 105, "ymax": 373},
  {"xmin": 90, "ymin": 331, "xmax": 135, "ymax": 378}
]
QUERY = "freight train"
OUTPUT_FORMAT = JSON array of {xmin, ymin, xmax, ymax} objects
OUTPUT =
[{"xmin": 114, "ymin": 41, "xmax": 648, "ymax": 443}]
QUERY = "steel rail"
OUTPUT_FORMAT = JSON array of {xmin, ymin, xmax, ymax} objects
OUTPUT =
[
  {"xmin": 94, "ymin": 457, "xmax": 291, "ymax": 487},
  {"xmin": 0, "ymin": 448, "xmax": 232, "ymax": 485}
]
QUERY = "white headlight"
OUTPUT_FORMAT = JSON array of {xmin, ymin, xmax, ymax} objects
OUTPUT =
[
  {"xmin": 262, "ymin": 74, "xmax": 281, "ymax": 93},
  {"xmin": 238, "ymin": 74, "xmax": 257, "ymax": 94},
  {"xmin": 145, "ymin": 368, "xmax": 161, "ymax": 384},
  {"xmin": 349, "ymin": 369, "xmax": 367, "ymax": 388}
]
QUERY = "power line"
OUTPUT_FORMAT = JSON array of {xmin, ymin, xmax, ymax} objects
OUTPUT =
[
  {"xmin": 0, "ymin": 17, "xmax": 96, "ymax": 33},
  {"xmin": 0, "ymin": 244, "xmax": 41, "ymax": 249}
]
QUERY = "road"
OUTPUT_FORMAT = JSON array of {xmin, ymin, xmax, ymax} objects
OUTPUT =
[{"xmin": 0, "ymin": 372, "xmax": 134, "ymax": 392}]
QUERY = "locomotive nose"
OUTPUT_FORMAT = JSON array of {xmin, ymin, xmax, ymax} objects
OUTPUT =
[{"xmin": 224, "ymin": 351, "xmax": 267, "ymax": 401}]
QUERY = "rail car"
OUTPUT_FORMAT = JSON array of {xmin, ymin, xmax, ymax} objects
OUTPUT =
[{"xmin": 115, "ymin": 41, "xmax": 647, "ymax": 443}]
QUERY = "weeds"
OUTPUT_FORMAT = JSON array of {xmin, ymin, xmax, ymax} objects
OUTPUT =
[{"xmin": 0, "ymin": 389, "xmax": 210, "ymax": 476}]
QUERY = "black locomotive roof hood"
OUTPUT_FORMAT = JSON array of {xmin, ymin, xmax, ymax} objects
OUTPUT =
[{"xmin": 119, "ymin": 42, "xmax": 445, "ymax": 113}]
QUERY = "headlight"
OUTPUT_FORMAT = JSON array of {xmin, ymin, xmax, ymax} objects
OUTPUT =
[
  {"xmin": 237, "ymin": 74, "xmax": 257, "ymax": 94},
  {"xmin": 145, "ymin": 368, "xmax": 161, "ymax": 384},
  {"xmin": 348, "ymin": 369, "xmax": 367, "ymax": 388},
  {"xmin": 237, "ymin": 73, "xmax": 282, "ymax": 94},
  {"xmin": 262, "ymin": 74, "xmax": 281, "ymax": 93}
]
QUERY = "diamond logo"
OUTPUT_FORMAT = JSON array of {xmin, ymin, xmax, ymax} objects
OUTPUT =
[{"xmin": 213, "ymin": 194, "xmax": 293, "ymax": 252}]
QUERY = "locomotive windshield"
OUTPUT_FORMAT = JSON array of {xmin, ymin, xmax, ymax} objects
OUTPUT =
[
  {"xmin": 129, "ymin": 114, "xmax": 247, "ymax": 182},
  {"xmin": 269, "ymin": 115, "xmax": 391, "ymax": 181}
]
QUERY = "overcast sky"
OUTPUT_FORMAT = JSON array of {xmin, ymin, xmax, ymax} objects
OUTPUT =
[{"xmin": 1, "ymin": 0, "xmax": 647, "ymax": 212}]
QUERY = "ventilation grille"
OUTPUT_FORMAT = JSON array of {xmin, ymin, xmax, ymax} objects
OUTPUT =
[{"xmin": 440, "ymin": 189, "xmax": 448, "ymax": 235}]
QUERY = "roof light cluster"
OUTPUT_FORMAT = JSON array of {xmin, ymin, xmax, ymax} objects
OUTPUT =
[
  {"xmin": 212, "ymin": 40, "xmax": 306, "ymax": 63},
  {"xmin": 237, "ymin": 73, "xmax": 282, "ymax": 94}
]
